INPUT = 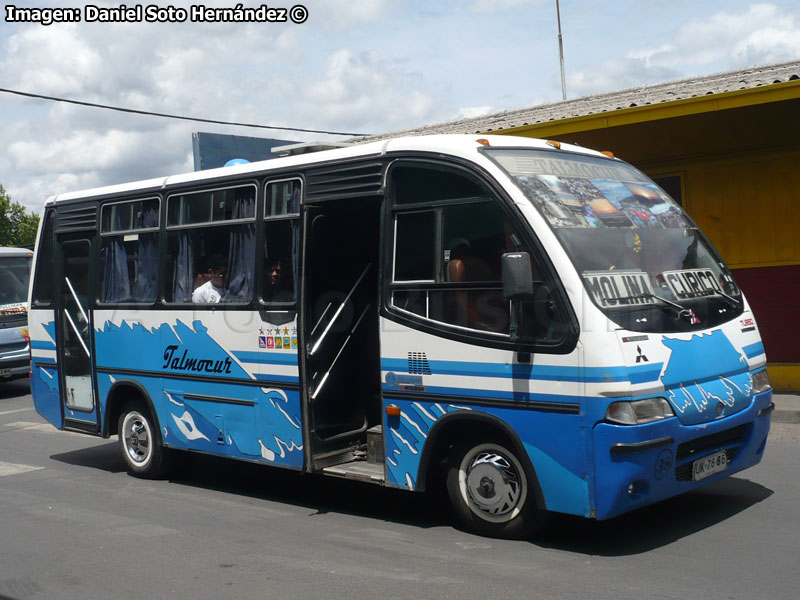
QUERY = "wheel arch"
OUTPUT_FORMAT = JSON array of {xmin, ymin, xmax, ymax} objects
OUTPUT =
[
  {"xmin": 415, "ymin": 410, "xmax": 546, "ymax": 511},
  {"xmin": 104, "ymin": 379, "xmax": 161, "ymax": 443}
]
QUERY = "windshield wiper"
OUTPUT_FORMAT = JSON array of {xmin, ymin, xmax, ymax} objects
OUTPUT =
[
  {"xmin": 606, "ymin": 292, "xmax": 693, "ymax": 319},
  {"xmin": 715, "ymin": 289, "xmax": 741, "ymax": 307},
  {"xmin": 645, "ymin": 292, "xmax": 694, "ymax": 319}
]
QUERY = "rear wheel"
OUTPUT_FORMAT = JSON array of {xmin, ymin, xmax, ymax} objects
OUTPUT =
[
  {"xmin": 118, "ymin": 403, "xmax": 170, "ymax": 478},
  {"xmin": 446, "ymin": 441, "xmax": 544, "ymax": 539}
]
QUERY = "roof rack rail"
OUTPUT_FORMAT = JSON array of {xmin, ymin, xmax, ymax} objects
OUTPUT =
[{"xmin": 271, "ymin": 141, "xmax": 351, "ymax": 157}]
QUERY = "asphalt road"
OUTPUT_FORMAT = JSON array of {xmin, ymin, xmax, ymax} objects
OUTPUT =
[{"xmin": 1, "ymin": 379, "xmax": 798, "ymax": 600}]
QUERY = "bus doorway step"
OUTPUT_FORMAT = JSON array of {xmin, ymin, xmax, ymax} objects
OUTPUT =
[
  {"xmin": 366, "ymin": 425, "xmax": 383, "ymax": 464},
  {"xmin": 321, "ymin": 460, "xmax": 385, "ymax": 484}
]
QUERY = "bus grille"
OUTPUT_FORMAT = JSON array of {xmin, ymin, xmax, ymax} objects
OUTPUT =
[
  {"xmin": 675, "ymin": 448, "xmax": 741, "ymax": 481},
  {"xmin": 674, "ymin": 424, "xmax": 749, "ymax": 481},
  {"xmin": 0, "ymin": 341, "xmax": 28, "ymax": 353}
]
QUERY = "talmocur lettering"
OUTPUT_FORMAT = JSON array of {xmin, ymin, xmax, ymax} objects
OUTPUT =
[{"xmin": 162, "ymin": 345, "xmax": 233, "ymax": 374}]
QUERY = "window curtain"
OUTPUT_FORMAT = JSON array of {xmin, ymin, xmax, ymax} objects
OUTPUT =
[
  {"xmin": 223, "ymin": 193, "xmax": 256, "ymax": 301},
  {"xmin": 131, "ymin": 205, "xmax": 159, "ymax": 302},
  {"xmin": 102, "ymin": 207, "xmax": 131, "ymax": 302},
  {"xmin": 290, "ymin": 187, "xmax": 300, "ymax": 297},
  {"xmin": 173, "ymin": 230, "xmax": 194, "ymax": 302}
]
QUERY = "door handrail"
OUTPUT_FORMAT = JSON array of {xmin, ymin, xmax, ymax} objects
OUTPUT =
[
  {"xmin": 308, "ymin": 262, "xmax": 372, "ymax": 358},
  {"xmin": 64, "ymin": 276, "xmax": 89, "ymax": 324},
  {"xmin": 63, "ymin": 310, "xmax": 91, "ymax": 358},
  {"xmin": 308, "ymin": 301, "xmax": 334, "ymax": 340},
  {"xmin": 310, "ymin": 303, "xmax": 370, "ymax": 400}
]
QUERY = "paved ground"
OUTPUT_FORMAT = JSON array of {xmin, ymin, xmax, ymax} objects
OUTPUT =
[{"xmin": 772, "ymin": 393, "xmax": 800, "ymax": 424}]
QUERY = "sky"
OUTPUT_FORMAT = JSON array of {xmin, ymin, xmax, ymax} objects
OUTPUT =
[{"xmin": 1, "ymin": 0, "xmax": 799, "ymax": 214}]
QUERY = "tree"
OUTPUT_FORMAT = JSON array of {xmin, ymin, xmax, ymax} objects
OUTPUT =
[{"xmin": 0, "ymin": 184, "xmax": 40, "ymax": 248}]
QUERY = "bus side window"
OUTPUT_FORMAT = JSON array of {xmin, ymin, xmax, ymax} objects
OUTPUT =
[
  {"xmin": 389, "ymin": 164, "xmax": 568, "ymax": 344},
  {"xmin": 261, "ymin": 179, "xmax": 300, "ymax": 304},
  {"xmin": 165, "ymin": 185, "xmax": 257, "ymax": 304},
  {"xmin": 98, "ymin": 198, "xmax": 160, "ymax": 304}
]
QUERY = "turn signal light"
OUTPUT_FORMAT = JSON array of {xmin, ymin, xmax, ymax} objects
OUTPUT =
[
  {"xmin": 545, "ymin": 140, "xmax": 561, "ymax": 149},
  {"xmin": 476, "ymin": 138, "xmax": 490, "ymax": 146},
  {"xmin": 601, "ymin": 150, "xmax": 615, "ymax": 158},
  {"xmin": 385, "ymin": 405, "xmax": 401, "ymax": 417}
]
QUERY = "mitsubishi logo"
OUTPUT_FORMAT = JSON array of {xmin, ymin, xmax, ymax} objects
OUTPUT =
[{"xmin": 635, "ymin": 345, "xmax": 649, "ymax": 363}]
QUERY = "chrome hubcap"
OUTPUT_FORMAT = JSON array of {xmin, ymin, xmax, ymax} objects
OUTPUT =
[
  {"xmin": 463, "ymin": 450, "xmax": 523, "ymax": 520},
  {"xmin": 124, "ymin": 414, "xmax": 150, "ymax": 464}
]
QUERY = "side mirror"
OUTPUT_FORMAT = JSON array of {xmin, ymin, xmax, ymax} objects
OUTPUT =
[{"xmin": 501, "ymin": 252, "xmax": 533, "ymax": 300}]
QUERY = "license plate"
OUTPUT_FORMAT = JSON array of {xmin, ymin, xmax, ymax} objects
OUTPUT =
[
  {"xmin": 0, "ymin": 368, "xmax": 11, "ymax": 376},
  {"xmin": 692, "ymin": 450, "xmax": 728, "ymax": 482}
]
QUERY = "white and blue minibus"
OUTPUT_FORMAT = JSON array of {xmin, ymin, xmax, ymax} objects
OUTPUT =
[{"xmin": 28, "ymin": 135, "xmax": 773, "ymax": 538}]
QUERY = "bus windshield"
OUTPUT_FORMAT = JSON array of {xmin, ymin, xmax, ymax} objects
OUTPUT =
[
  {"xmin": 486, "ymin": 148, "xmax": 743, "ymax": 332},
  {"xmin": 0, "ymin": 255, "xmax": 32, "ymax": 314}
]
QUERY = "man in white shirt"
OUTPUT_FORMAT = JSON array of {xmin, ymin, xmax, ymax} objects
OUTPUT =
[{"xmin": 192, "ymin": 259, "xmax": 226, "ymax": 303}]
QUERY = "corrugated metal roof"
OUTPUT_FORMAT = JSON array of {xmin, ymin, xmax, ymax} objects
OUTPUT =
[{"xmin": 354, "ymin": 60, "xmax": 800, "ymax": 143}]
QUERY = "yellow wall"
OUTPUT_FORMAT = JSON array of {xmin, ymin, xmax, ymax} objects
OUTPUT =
[
  {"xmin": 647, "ymin": 150, "xmax": 800, "ymax": 392},
  {"xmin": 649, "ymin": 148, "xmax": 800, "ymax": 270}
]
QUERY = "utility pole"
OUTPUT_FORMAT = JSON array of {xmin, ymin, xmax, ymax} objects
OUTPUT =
[{"xmin": 556, "ymin": 0, "xmax": 567, "ymax": 100}]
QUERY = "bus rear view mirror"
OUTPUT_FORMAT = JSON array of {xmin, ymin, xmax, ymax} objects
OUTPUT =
[{"xmin": 501, "ymin": 252, "xmax": 533, "ymax": 300}]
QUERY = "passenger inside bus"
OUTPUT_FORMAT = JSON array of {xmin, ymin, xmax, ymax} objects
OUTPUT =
[
  {"xmin": 262, "ymin": 259, "xmax": 293, "ymax": 303},
  {"xmin": 192, "ymin": 256, "xmax": 226, "ymax": 303}
]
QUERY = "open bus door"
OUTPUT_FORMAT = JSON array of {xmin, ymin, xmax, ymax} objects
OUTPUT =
[
  {"xmin": 301, "ymin": 195, "xmax": 383, "ymax": 477},
  {"xmin": 56, "ymin": 236, "xmax": 100, "ymax": 433}
]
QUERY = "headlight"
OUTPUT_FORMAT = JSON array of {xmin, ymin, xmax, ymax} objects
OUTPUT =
[
  {"xmin": 606, "ymin": 397, "xmax": 675, "ymax": 425},
  {"xmin": 752, "ymin": 370, "xmax": 771, "ymax": 394}
]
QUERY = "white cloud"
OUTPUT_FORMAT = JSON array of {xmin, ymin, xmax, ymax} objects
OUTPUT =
[
  {"xmin": 308, "ymin": 0, "xmax": 393, "ymax": 29},
  {"xmin": 566, "ymin": 2, "xmax": 800, "ymax": 97},
  {"xmin": 298, "ymin": 49, "xmax": 437, "ymax": 132},
  {"xmin": 675, "ymin": 3, "xmax": 800, "ymax": 67},
  {"xmin": 469, "ymin": 0, "xmax": 546, "ymax": 13},
  {"xmin": 2, "ymin": 25, "xmax": 103, "ymax": 96},
  {"xmin": 566, "ymin": 57, "xmax": 677, "ymax": 97},
  {"xmin": 457, "ymin": 105, "xmax": 494, "ymax": 119}
]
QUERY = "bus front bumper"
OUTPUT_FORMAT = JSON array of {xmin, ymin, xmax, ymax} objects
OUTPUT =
[{"xmin": 591, "ymin": 389, "xmax": 773, "ymax": 520}]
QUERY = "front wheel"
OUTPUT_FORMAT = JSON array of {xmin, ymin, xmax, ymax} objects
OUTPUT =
[
  {"xmin": 118, "ymin": 403, "xmax": 170, "ymax": 479},
  {"xmin": 446, "ymin": 441, "xmax": 545, "ymax": 539}
]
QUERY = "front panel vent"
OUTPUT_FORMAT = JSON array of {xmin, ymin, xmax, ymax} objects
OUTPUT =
[{"xmin": 408, "ymin": 352, "xmax": 432, "ymax": 375}]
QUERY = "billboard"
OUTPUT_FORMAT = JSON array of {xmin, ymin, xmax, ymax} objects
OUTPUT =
[{"xmin": 192, "ymin": 132, "xmax": 299, "ymax": 170}]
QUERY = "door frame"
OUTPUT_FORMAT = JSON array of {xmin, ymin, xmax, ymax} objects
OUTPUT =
[{"xmin": 55, "ymin": 234, "xmax": 101, "ymax": 433}]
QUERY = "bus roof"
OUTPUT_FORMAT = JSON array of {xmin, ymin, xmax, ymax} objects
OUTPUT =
[{"xmin": 44, "ymin": 134, "xmax": 607, "ymax": 206}]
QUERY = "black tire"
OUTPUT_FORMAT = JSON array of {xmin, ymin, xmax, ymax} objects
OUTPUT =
[
  {"xmin": 446, "ymin": 441, "xmax": 545, "ymax": 539},
  {"xmin": 118, "ymin": 402, "xmax": 171, "ymax": 479}
]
